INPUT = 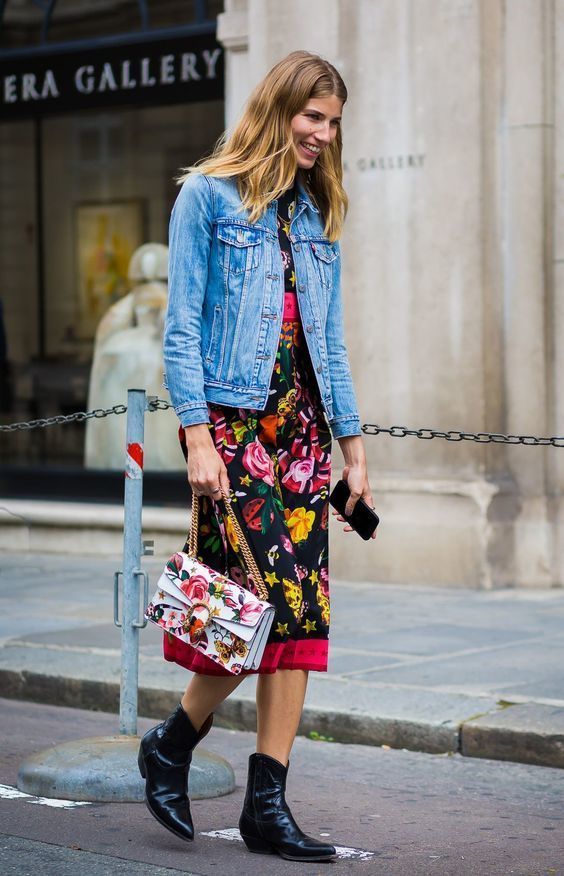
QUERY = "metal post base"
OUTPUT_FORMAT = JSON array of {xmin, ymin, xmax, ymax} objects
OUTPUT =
[{"xmin": 17, "ymin": 737, "xmax": 235, "ymax": 803}]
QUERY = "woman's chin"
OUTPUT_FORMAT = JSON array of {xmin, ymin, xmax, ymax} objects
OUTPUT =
[{"xmin": 296, "ymin": 155, "xmax": 317, "ymax": 170}]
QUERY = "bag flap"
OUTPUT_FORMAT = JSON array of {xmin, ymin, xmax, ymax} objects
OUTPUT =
[{"xmin": 149, "ymin": 552, "xmax": 272, "ymax": 642}]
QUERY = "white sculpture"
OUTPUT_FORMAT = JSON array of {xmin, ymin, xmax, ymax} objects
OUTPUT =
[{"xmin": 85, "ymin": 243, "xmax": 183, "ymax": 471}]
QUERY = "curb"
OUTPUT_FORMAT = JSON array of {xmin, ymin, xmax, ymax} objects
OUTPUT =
[
  {"xmin": 460, "ymin": 703, "xmax": 564, "ymax": 769},
  {"xmin": 2, "ymin": 667, "xmax": 563, "ymax": 769}
]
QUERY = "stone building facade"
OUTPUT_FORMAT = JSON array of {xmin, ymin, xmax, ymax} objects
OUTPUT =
[
  {"xmin": 218, "ymin": 0, "xmax": 564, "ymax": 589},
  {"xmin": 1, "ymin": 0, "xmax": 562, "ymax": 588}
]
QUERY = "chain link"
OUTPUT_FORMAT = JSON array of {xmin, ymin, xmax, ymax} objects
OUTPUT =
[
  {"xmin": 0, "ymin": 397, "xmax": 175, "ymax": 433},
  {"xmin": 146, "ymin": 397, "xmax": 172, "ymax": 412},
  {"xmin": 1, "ymin": 399, "xmax": 562, "ymax": 447},
  {"xmin": 0, "ymin": 403, "xmax": 128, "ymax": 433},
  {"xmin": 362, "ymin": 423, "xmax": 564, "ymax": 447}
]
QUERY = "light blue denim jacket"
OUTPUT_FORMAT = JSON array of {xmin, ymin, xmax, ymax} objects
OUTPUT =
[{"xmin": 163, "ymin": 173, "xmax": 361, "ymax": 439}]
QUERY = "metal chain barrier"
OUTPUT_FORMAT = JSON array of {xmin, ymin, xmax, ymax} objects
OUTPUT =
[
  {"xmin": 362, "ymin": 423, "xmax": 564, "ymax": 447},
  {"xmin": 0, "ymin": 403, "xmax": 127, "ymax": 433},
  {"xmin": 0, "ymin": 397, "xmax": 167, "ymax": 433},
  {"xmin": 0, "ymin": 397, "xmax": 562, "ymax": 446}
]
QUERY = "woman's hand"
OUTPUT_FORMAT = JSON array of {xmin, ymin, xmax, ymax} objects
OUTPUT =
[
  {"xmin": 184, "ymin": 424, "xmax": 231, "ymax": 500},
  {"xmin": 331, "ymin": 435, "xmax": 377, "ymax": 539}
]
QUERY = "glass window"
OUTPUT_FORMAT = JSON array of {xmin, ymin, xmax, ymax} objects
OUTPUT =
[
  {"xmin": 0, "ymin": 99, "xmax": 224, "ymax": 471},
  {"xmin": 1, "ymin": 1, "xmax": 221, "ymax": 51}
]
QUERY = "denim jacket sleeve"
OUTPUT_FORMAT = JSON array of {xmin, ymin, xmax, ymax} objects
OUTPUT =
[
  {"xmin": 163, "ymin": 173, "xmax": 213, "ymax": 428},
  {"xmin": 325, "ymin": 242, "xmax": 362, "ymax": 439}
]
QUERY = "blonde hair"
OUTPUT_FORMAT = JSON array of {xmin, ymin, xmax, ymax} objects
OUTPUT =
[{"xmin": 177, "ymin": 50, "xmax": 348, "ymax": 241}]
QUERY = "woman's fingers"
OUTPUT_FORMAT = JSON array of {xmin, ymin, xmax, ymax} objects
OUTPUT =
[
  {"xmin": 192, "ymin": 478, "xmax": 226, "ymax": 499},
  {"xmin": 219, "ymin": 466, "xmax": 231, "ymax": 499},
  {"xmin": 188, "ymin": 452, "xmax": 229, "ymax": 499},
  {"xmin": 344, "ymin": 487, "xmax": 362, "ymax": 517}
]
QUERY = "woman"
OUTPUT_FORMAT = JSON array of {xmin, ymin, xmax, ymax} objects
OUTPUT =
[{"xmin": 138, "ymin": 50, "xmax": 376, "ymax": 862}]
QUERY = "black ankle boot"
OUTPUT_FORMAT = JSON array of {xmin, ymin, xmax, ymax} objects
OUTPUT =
[
  {"xmin": 239, "ymin": 752, "xmax": 336, "ymax": 861},
  {"xmin": 138, "ymin": 704, "xmax": 213, "ymax": 842}
]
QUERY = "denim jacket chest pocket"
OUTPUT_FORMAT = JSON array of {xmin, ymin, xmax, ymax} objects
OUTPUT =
[
  {"xmin": 310, "ymin": 241, "xmax": 339, "ymax": 290},
  {"xmin": 216, "ymin": 222, "xmax": 263, "ymax": 276}
]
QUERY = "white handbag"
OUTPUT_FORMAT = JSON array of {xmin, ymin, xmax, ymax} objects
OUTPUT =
[{"xmin": 145, "ymin": 488, "xmax": 275, "ymax": 674}]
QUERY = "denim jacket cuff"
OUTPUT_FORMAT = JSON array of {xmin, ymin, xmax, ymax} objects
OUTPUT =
[
  {"xmin": 175, "ymin": 402, "xmax": 211, "ymax": 428},
  {"xmin": 328, "ymin": 415, "xmax": 362, "ymax": 439}
]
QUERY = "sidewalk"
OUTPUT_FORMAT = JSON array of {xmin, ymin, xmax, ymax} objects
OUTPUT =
[
  {"xmin": 2, "ymin": 553, "xmax": 564, "ymax": 768},
  {"xmin": 4, "ymin": 698, "xmax": 564, "ymax": 874}
]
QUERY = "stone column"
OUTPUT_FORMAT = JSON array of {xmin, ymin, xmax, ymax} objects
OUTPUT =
[
  {"xmin": 488, "ymin": 0, "xmax": 554, "ymax": 586},
  {"xmin": 333, "ymin": 0, "xmax": 495, "ymax": 586},
  {"xmin": 551, "ymin": 0, "xmax": 564, "ymax": 586},
  {"xmin": 217, "ymin": 0, "xmax": 251, "ymax": 127}
]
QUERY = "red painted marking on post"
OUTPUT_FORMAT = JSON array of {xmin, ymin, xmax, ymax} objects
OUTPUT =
[
  {"xmin": 125, "ymin": 442, "xmax": 144, "ymax": 479},
  {"xmin": 128, "ymin": 443, "xmax": 144, "ymax": 468}
]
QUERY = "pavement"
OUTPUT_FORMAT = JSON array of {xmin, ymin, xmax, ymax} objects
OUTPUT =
[
  {"xmin": 1, "ymin": 698, "xmax": 564, "ymax": 875},
  {"xmin": 1, "ymin": 553, "xmax": 564, "ymax": 769}
]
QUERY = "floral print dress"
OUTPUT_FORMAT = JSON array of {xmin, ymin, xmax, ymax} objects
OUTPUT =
[{"xmin": 164, "ymin": 183, "xmax": 332, "ymax": 675}]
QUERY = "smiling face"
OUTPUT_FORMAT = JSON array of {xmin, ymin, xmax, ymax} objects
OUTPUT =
[{"xmin": 290, "ymin": 94, "xmax": 344, "ymax": 169}]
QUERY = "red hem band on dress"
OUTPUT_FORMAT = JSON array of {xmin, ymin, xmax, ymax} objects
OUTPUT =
[{"xmin": 163, "ymin": 634, "xmax": 328, "ymax": 676}]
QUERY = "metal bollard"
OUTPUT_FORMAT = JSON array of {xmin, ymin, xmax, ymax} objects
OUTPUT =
[
  {"xmin": 17, "ymin": 386, "xmax": 235, "ymax": 804},
  {"xmin": 113, "ymin": 388, "xmax": 149, "ymax": 736}
]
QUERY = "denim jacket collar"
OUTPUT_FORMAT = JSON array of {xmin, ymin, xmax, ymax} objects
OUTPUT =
[{"xmin": 295, "ymin": 175, "xmax": 320, "ymax": 214}]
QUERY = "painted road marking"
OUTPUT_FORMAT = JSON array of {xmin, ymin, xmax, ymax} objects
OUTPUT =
[
  {"xmin": 0, "ymin": 783, "xmax": 91, "ymax": 809},
  {"xmin": 201, "ymin": 828, "xmax": 375, "ymax": 860}
]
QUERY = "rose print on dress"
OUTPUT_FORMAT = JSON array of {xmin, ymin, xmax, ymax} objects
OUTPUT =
[
  {"xmin": 279, "ymin": 455, "xmax": 330, "ymax": 494},
  {"xmin": 242, "ymin": 439, "xmax": 276, "ymax": 485}
]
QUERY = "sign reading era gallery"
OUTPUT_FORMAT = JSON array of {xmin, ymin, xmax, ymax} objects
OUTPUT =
[{"xmin": 0, "ymin": 32, "xmax": 223, "ymax": 120}]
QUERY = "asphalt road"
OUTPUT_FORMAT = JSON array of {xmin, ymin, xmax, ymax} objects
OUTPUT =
[{"xmin": 0, "ymin": 698, "xmax": 562, "ymax": 876}]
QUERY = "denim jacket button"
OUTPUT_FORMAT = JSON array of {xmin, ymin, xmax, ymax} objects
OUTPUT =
[
  {"xmin": 316, "ymin": 364, "xmax": 323, "ymax": 373},
  {"xmin": 306, "ymin": 324, "xmax": 313, "ymax": 333},
  {"xmin": 294, "ymin": 243, "xmax": 301, "ymax": 252},
  {"xmin": 298, "ymin": 284, "xmax": 306, "ymax": 293}
]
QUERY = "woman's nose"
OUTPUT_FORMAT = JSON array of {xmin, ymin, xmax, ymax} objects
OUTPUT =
[{"xmin": 315, "ymin": 124, "xmax": 332, "ymax": 145}]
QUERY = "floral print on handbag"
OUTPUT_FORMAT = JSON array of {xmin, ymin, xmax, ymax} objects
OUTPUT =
[{"xmin": 145, "ymin": 493, "xmax": 275, "ymax": 675}]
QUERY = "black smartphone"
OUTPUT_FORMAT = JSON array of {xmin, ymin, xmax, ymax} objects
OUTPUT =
[{"xmin": 328, "ymin": 479, "xmax": 379, "ymax": 540}]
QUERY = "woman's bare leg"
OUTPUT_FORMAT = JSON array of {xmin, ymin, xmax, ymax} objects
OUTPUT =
[
  {"xmin": 181, "ymin": 673, "xmax": 247, "ymax": 732},
  {"xmin": 256, "ymin": 669, "xmax": 309, "ymax": 765}
]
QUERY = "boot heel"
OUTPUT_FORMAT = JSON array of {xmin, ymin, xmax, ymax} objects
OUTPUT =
[
  {"xmin": 240, "ymin": 833, "xmax": 273, "ymax": 855},
  {"xmin": 137, "ymin": 747, "xmax": 146, "ymax": 779}
]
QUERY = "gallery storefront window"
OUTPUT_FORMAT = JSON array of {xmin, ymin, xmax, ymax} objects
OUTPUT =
[{"xmin": 0, "ymin": 1, "xmax": 224, "ymax": 498}]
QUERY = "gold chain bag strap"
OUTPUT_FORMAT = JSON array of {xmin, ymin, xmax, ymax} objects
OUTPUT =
[
  {"xmin": 145, "ymin": 486, "xmax": 275, "ymax": 674},
  {"xmin": 188, "ymin": 487, "xmax": 269, "ymax": 601}
]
